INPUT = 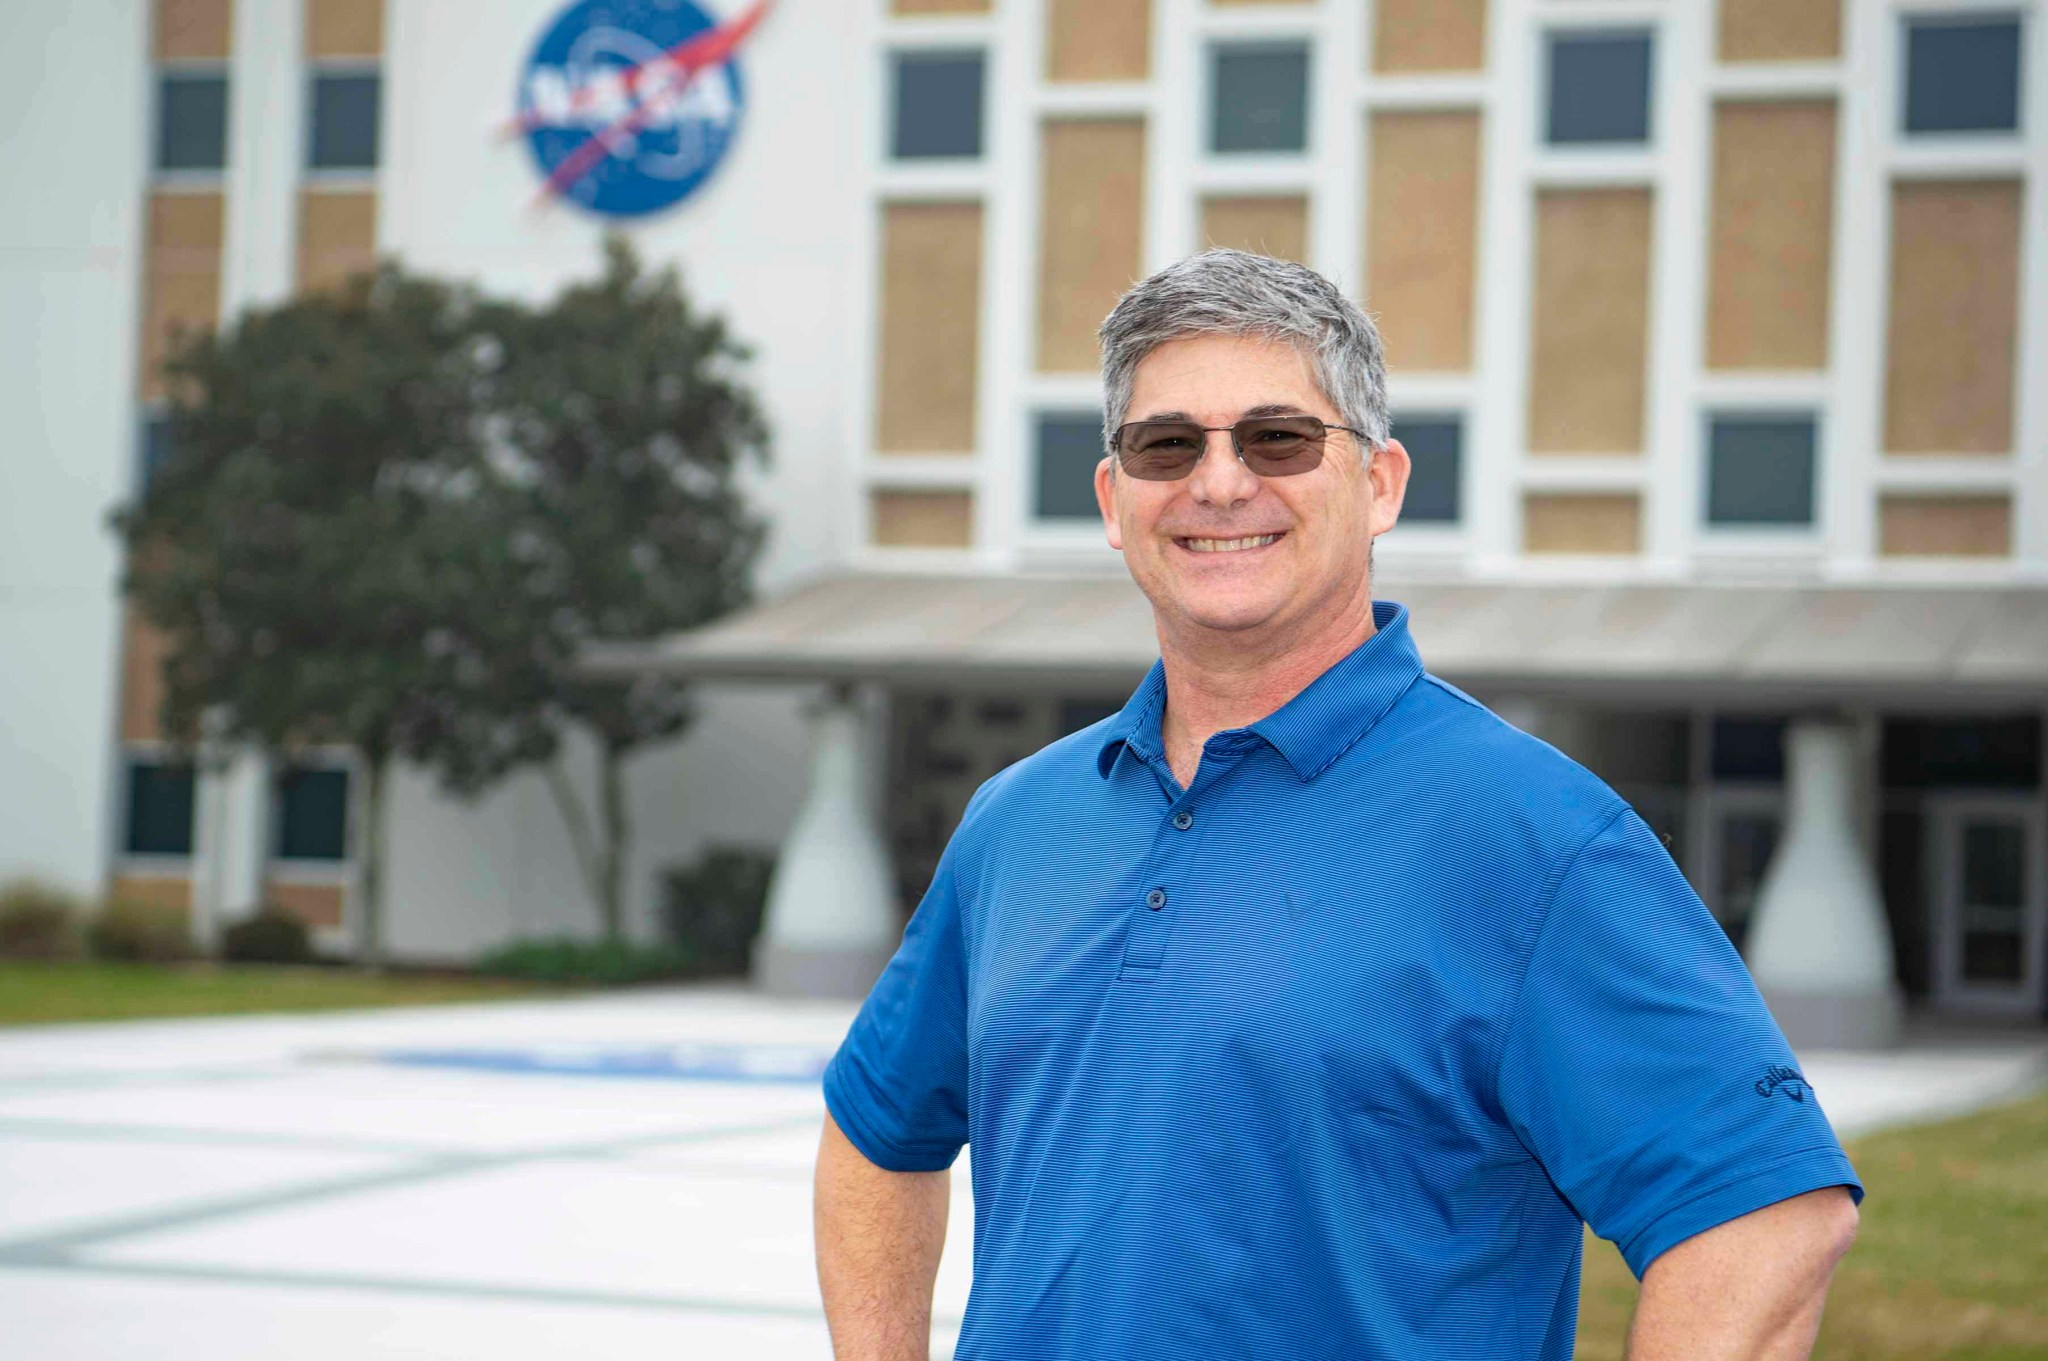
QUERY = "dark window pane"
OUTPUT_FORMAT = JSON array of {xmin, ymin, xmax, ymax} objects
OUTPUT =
[
  {"xmin": 892, "ymin": 52, "xmax": 984, "ymax": 159},
  {"xmin": 1905, "ymin": 18, "xmax": 2022, "ymax": 134},
  {"xmin": 309, "ymin": 72, "xmax": 381, "ymax": 170},
  {"xmin": 1962, "ymin": 822, "xmax": 2026, "ymax": 908},
  {"xmin": 1711, "ymin": 717, "xmax": 1787, "ymax": 781},
  {"xmin": 1716, "ymin": 811, "xmax": 1780, "ymax": 952},
  {"xmin": 1706, "ymin": 416, "xmax": 1817, "ymax": 526},
  {"xmin": 139, "ymin": 413, "xmax": 176, "ymax": 492},
  {"xmin": 1882, "ymin": 717, "xmax": 2042, "ymax": 789},
  {"xmin": 1392, "ymin": 417, "xmax": 1461, "ymax": 523},
  {"xmin": 1035, "ymin": 412, "xmax": 1105, "ymax": 520},
  {"xmin": 277, "ymin": 767, "xmax": 350, "ymax": 861},
  {"xmin": 1546, "ymin": 31, "xmax": 1653, "ymax": 145},
  {"xmin": 1057, "ymin": 698, "xmax": 1123, "ymax": 736},
  {"xmin": 1212, "ymin": 45, "xmax": 1310, "ymax": 154},
  {"xmin": 158, "ymin": 74, "xmax": 228, "ymax": 171},
  {"xmin": 126, "ymin": 760, "xmax": 196, "ymax": 857}
]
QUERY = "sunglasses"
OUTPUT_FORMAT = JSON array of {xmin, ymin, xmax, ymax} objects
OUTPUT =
[{"xmin": 1109, "ymin": 415, "xmax": 1367, "ymax": 481}]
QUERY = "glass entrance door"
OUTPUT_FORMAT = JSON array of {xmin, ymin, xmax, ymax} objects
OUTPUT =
[{"xmin": 1931, "ymin": 798, "xmax": 2045, "ymax": 1015}]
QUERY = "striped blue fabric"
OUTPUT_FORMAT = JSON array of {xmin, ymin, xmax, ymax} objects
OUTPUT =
[{"xmin": 825, "ymin": 599, "xmax": 1861, "ymax": 1359}]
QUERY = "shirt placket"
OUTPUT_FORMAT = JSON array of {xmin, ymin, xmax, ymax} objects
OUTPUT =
[{"xmin": 1116, "ymin": 733, "xmax": 1260, "ymax": 981}]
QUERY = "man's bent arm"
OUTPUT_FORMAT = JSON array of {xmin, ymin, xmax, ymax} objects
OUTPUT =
[
  {"xmin": 1626, "ymin": 1187, "xmax": 1859, "ymax": 1361},
  {"xmin": 815, "ymin": 1111, "xmax": 951, "ymax": 1361}
]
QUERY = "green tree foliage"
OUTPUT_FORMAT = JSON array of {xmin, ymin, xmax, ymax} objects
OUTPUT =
[
  {"xmin": 451, "ymin": 238, "xmax": 769, "ymax": 940},
  {"xmin": 117, "ymin": 266, "xmax": 508, "ymax": 966},
  {"xmin": 118, "ymin": 241, "xmax": 769, "ymax": 958}
]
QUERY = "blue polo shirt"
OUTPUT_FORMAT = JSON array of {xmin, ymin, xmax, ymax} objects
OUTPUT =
[{"xmin": 824, "ymin": 600, "xmax": 1860, "ymax": 1359}]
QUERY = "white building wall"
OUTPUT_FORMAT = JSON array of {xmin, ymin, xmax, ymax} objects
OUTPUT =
[{"xmin": 0, "ymin": 2, "xmax": 150, "ymax": 896}]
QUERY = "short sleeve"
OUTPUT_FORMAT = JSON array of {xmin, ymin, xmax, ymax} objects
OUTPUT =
[
  {"xmin": 1497, "ymin": 809, "xmax": 1863, "ymax": 1278},
  {"xmin": 821, "ymin": 833, "xmax": 973, "ymax": 1173}
]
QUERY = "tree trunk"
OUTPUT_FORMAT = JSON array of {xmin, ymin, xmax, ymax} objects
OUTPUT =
[
  {"xmin": 358, "ymin": 750, "xmax": 390, "ymax": 970},
  {"xmin": 596, "ymin": 744, "xmax": 631, "ymax": 941},
  {"xmin": 543, "ymin": 757, "xmax": 605, "ymax": 930}
]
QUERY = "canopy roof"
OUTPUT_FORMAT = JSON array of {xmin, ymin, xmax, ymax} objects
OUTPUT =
[{"xmin": 585, "ymin": 574, "xmax": 2048, "ymax": 705}]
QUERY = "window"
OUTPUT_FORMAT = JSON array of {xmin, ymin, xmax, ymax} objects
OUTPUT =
[
  {"xmin": 157, "ymin": 73, "xmax": 228, "ymax": 171},
  {"xmin": 1211, "ymin": 44, "xmax": 1310, "ymax": 154},
  {"xmin": 891, "ymin": 51, "xmax": 984, "ymax": 159},
  {"xmin": 276, "ymin": 766, "xmax": 350, "ymax": 861},
  {"xmin": 1390, "ymin": 417, "xmax": 1461, "ymax": 524},
  {"xmin": 1705, "ymin": 415, "xmax": 1817, "ymax": 527},
  {"xmin": 1034, "ymin": 412, "xmax": 1106, "ymax": 520},
  {"xmin": 1710, "ymin": 717, "xmax": 1788, "ymax": 781},
  {"xmin": 309, "ymin": 72, "xmax": 381, "ymax": 170},
  {"xmin": 1882, "ymin": 717, "xmax": 2042, "ymax": 789},
  {"xmin": 138, "ymin": 413, "xmax": 176, "ymax": 493},
  {"xmin": 125, "ymin": 758, "xmax": 196, "ymax": 857},
  {"xmin": 1545, "ymin": 30, "xmax": 1653, "ymax": 145},
  {"xmin": 1904, "ymin": 16, "xmax": 2023, "ymax": 134}
]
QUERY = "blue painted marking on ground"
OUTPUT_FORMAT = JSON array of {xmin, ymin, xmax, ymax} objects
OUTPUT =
[{"xmin": 377, "ymin": 1042, "xmax": 832, "ymax": 1085}]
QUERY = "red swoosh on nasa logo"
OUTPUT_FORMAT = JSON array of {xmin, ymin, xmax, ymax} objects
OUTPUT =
[{"xmin": 525, "ymin": 0, "xmax": 774, "ymax": 206}]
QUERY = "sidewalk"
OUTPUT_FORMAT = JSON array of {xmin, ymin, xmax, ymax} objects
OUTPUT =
[{"xmin": 0, "ymin": 987, "xmax": 2040, "ymax": 1359}]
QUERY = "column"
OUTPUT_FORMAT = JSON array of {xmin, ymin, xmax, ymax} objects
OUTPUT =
[
  {"xmin": 753, "ymin": 685, "xmax": 901, "ymax": 998},
  {"xmin": 1745, "ymin": 719, "xmax": 1903, "ymax": 1049}
]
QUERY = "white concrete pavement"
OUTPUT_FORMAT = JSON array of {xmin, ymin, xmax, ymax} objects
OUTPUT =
[{"xmin": 0, "ymin": 985, "xmax": 2042, "ymax": 1360}]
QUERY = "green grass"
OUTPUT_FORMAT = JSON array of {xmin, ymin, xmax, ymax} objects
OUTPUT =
[
  {"xmin": 0, "ymin": 959, "xmax": 569, "ymax": 1025},
  {"xmin": 1576, "ymin": 1091, "xmax": 2048, "ymax": 1359}
]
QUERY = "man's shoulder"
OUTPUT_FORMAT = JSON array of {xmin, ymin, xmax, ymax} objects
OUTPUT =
[{"xmin": 1388, "ymin": 673, "xmax": 1630, "ymax": 842}]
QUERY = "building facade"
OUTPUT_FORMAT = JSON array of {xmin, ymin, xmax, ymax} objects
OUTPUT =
[{"xmin": 2, "ymin": 0, "xmax": 2044, "ymax": 1020}]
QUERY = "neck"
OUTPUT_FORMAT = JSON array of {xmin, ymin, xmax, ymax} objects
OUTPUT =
[{"xmin": 1154, "ymin": 578, "xmax": 1378, "ymax": 785}]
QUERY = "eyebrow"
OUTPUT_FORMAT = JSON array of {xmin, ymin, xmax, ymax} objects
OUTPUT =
[{"xmin": 1131, "ymin": 402, "xmax": 1312, "ymax": 423}]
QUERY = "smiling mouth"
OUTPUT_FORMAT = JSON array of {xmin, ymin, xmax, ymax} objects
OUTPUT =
[{"xmin": 1176, "ymin": 532, "xmax": 1285, "ymax": 554}]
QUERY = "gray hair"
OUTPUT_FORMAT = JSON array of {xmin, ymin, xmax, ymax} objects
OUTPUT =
[{"xmin": 1097, "ymin": 249, "xmax": 1389, "ymax": 457}]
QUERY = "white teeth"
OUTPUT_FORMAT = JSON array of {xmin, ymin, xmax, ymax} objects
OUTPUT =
[{"xmin": 1183, "ymin": 534, "xmax": 1281, "ymax": 553}]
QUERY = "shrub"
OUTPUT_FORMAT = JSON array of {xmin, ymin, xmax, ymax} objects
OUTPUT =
[
  {"xmin": 0, "ymin": 880, "xmax": 87, "ymax": 958},
  {"xmin": 220, "ymin": 908, "xmax": 314, "ymax": 965},
  {"xmin": 661, "ymin": 844, "xmax": 776, "ymax": 978},
  {"xmin": 474, "ymin": 935, "xmax": 696, "ymax": 986},
  {"xmin": 87, "ymin": 897, "xmax": 196, "ymax": 962}
]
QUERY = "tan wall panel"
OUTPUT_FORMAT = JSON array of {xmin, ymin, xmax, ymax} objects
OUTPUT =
[
  {"xmin": 1719, "ymin": 0, "xmax": 1841, "ymax": 63},
  {"xmin": 872, "ymin": 491, "xmax": 974, "ymax": 549},
  {"xmin": 266, "ymin": 881, "xmax": 348, "ymax": 928},
  {"xmin": 1527, "ymin": 188, "xmax": 1653, "ymax": 454},
  {"xmin": 296, "ymin": 189, "xmax": 379, "ymax": 295},
  {"xmin": 120, "ymin": 608, "xmax": 173, "ymax": 742},
  {"xmin": 1200, "ymin": 195, "xmax": 1308, "ymax": 263},
  {"xmin": 1365, "ymin": 110, "xmax": 1481, "ymax": 372},
  {"xmin": 155, "ymin": 0, "xmax": 233, "ymax": 61},
  {"xmin": 875, "ymin": 202, "xmax": 983, "ymax": 453},
  {"xmin": 1523, "ymin": 494, "xmax": 1642, "ymax": 556},
  {"xmin": 891, "ymin": 0, "xmax": 990, "ymax": 12},
  {"xmin": 305, "ymin": 0, "xmax": 384, "ymax": 59},
  {"xmin": 108, "ymin": 876, "xmax": 193, "ymax": 915},
  {"xmin": 1884, "ymin": 181, "xmax": 2021, "ymax": 455},
  {"xmin": 1878, "ymin": 497, "xmax": 2012, "ymax": 558},
  {"xmin": 1037, "ymin": 120, "xmax": 1147, "ymax": 373},
  {"xmin": 1706, "ymin": 101, "xmax": 1836, "ymax": 370},
  {"xmin": 1047, "ymin": 0, "xmax": 1150, "ymax": 82},
  {"xmin": 140, "ymin": 191, "xmax": 224, "ymax": 403},
  {"xmin": 1374, "ymin": 0, "xmax": 1488, "ymax": 73}
]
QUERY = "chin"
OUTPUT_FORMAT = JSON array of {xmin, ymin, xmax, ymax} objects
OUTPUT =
[{"xmin": 1168, "ymin": 587, "xmax": 1292, "ymax": 635}]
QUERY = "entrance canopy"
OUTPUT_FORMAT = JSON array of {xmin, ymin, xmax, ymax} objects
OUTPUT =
[{"xmin": 586, "ymin": 575, "xmax": 2048, "ymax": 706}]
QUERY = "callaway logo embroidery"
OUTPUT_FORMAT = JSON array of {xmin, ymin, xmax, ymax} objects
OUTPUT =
[{"xmin": 1754, "ymin": 1064, "xmax": 1813, "ymax": 1103}]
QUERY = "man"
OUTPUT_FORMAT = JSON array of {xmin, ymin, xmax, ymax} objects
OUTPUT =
[{"xmin": 814, "ymin": 250, "xmax": 1860, "ymax": 1360}]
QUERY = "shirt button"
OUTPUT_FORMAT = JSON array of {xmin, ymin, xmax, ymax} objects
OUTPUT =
[
  {"xmin": 1145, "ymin": 888, "xmax": 1167, "ymax": 910},
  {"xmin": 1172, "ymin": 811, "xmax": 1194, "ymax": 831}
]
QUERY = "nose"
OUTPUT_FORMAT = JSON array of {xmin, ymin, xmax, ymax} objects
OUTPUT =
[{"xmin": 1182, "ymin": 427, "xmax": 1262, "ymax": 509}]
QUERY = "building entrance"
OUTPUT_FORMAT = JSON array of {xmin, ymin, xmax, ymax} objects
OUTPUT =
[{"xmin": 1929, "ymin": 796, "xmax": 2046, "ymax": 1016}]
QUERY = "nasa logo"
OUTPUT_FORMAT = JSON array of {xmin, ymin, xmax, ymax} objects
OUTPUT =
[{"xmin": 514, "ymin": 0, "xmax": 770, "ymax": 218}]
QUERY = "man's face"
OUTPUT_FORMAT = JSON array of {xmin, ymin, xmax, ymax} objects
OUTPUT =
[{"xmin": 1095, "ymin": 332, "xmax": 1409, "ymax": 640}]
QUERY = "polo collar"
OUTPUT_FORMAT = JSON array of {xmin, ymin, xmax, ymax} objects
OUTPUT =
[{"xmin": 1095, "ymin": 599, "xmax": 1425, "ymax": 782}]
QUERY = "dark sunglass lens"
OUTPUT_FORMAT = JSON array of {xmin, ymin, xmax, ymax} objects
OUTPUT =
[
  {"xmin": 1235, "ymin": 417, "xmax": 1326, "ymax": 475},
  {"xmin": 1119, "ymin": 422, "xmax": 1204, "ymax": 480}
]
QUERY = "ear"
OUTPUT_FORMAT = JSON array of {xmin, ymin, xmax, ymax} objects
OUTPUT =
[
  {"xmin": 1367, "ymin": 437, "xmax": 1411, "ymax": 539},
  {"xmin": 1095, "ymin": 455, "xmax": 1124, "ymax": 550}
]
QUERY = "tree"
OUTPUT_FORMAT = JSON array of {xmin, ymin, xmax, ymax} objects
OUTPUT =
[
  {"xmin": 118, "ymin": 266, "xmax": 505, "ymax": 967},
  {"xmin": 445, "ymin": 238, "xmax": 770, "ymax": 940}
]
